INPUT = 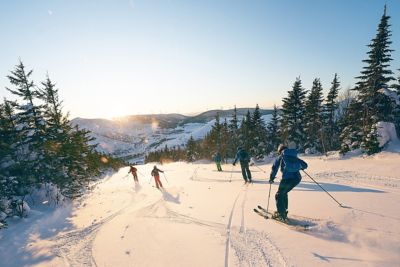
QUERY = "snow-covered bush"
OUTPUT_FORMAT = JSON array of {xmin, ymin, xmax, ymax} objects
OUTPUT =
[{"xmin": 377, "ymin": 122, "xmax": 399, "ymax": 147}]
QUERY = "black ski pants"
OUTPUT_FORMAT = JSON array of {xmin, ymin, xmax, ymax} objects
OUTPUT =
[
  {"xmin": 275, "ymin": 177, "xmax": 301, "ymax": 217},
  {"xmin": 240, "ymin": 162, "xmax": 252, "ymax": 182}
]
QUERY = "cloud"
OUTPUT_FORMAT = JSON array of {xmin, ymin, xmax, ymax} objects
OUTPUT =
[{"xmin": 48, "ymin": 10, "xmax": 53, "ymax": 16}]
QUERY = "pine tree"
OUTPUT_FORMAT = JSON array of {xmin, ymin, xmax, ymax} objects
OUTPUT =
[
  {"xmin": 348, "ymin": 5, "xmax": 396, "ymax": 154},
  {"xmin": 251, "ymin": 104, "xmax": 267, "ymax": 158},
  {"xmin": 340, "ymin": 99, "xmax": 363, "ymax": 153},
  {"xmin": 281, "ymin": 77, "xmax": 307, "ymax": 150},
  {"xmin": 323, "ymin": 74, "xmax": 341, "ymax": 151},
  {"xmin": 304, "ymin": 78, "xmax": 325, "ymax": 153},
  {"xmin": 38, "ymin": 75, "xmax": 70, "ymax": 186},
  {"xmin": 266, "ymin": 105, "xmax": 281, "ymax": 154},
  {"xmin": 227, "ymin": 106, "xmax": 239, "ymax": 158},
  {"xmin": 5, "ymin": 61, "xmax": 45, "ymax": 198},
  {"xmin": 186, "ymin": 135, "xmax": 197, "ymax": 162},
  {"xmin": 239, "ymin": 110, "xmax": 253, "ymax": 152}
]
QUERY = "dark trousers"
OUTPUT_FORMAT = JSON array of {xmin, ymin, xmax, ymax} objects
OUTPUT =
[
  {"xmin": 275, "ymin": 177, "xmax": 301, "ymax": 217},
  {"xmin": 216, "ymin": 161, "xmax": 222, "ymax": 171},
  {"xmin": 240, "ymin": 162, "xmax": 252, "ymax": 181}
]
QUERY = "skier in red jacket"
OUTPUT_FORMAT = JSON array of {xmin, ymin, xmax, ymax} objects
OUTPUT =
[
  {"xmin": 128, "ymin": 165, "xmax": 138, "ymax": 182},
  {"xmin": 151, "ymin": 165, "xmax": 164, "ymax": 189}
]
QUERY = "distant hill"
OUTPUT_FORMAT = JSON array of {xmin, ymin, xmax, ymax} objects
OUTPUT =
[
  {"xmin": 71, "ymin": 108, "xmax": 273, "ymax": 162},
  {"xmin": 73, "ymin": 108, "xmax": 273, "ymax": 129},
  {"xmin": 182, "ymin": 108, "xmax": 273, "ymax": 124}
]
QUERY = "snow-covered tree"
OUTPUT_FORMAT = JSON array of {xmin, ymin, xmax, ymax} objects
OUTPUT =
[
  {"xmin": 304, "ymin": 78, "xmax": 324, "ymax": 153},
  {"xmin": 281, "ymin": 77, "xmax": 307, "ymax": 150},
  {"xmin": 266, "ymin": 105, "xmax": 281, "ymax": 154},
  {"xmin": 341, "ymin": 5, "xmax": 396, "ymax": 154},
  {"xmin": 322, "ymin": 74, "xmax": 341, "ymax": 151}
]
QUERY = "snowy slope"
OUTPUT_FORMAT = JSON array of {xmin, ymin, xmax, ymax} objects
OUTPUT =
[{"xmin": 1, "ymin": 152, "xmax": 399, "ymax": 267}]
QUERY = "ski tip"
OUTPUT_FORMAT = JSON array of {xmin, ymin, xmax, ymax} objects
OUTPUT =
[
  {"xmin": 253, "ymin": 208, "xmax": 259, "ymax": 212},
  {"xmin": 257, "ymin": 205, "xmax": 262, "ymax": 209}
]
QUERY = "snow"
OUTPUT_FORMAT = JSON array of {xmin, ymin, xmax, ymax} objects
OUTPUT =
[
  {"xmin": 378, "ymin": 87, "xmax": 400, "ymax": 105},
  {"xmin": 1, "ymin": 153, "xmax": 400, "ymax": 266},
  {"xmin": 377, "ymin": 121, "xmax": 399, "ymax": 148}
]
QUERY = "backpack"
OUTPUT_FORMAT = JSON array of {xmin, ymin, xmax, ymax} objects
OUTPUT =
[{"xmin": 281, "ymin": 155, "xmax": 302, "ymax": 172}]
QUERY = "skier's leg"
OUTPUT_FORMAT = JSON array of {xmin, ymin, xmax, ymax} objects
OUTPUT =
[
  {"xmin": 240, "ymin": 164, "xmax": 248, "ymax": 181},
  {"xmin": 155, "ymin": 176, "xmax": 160, "ymax": 188},
  {"xmin": 245, "ymin": 164, "xmax": 252, "ymax": 181},
  {"xmin": 275, "ymin": 179, "xmax": 291, "ymax": 218},
  {"xmin": 283, "ymin": 177, "xmax": 301, "ymax": 216}
]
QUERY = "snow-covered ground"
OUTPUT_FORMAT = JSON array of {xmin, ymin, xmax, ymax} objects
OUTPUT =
[{"xmin": 1, "ymin": 150, "xmax": 399, "ymax": 267}]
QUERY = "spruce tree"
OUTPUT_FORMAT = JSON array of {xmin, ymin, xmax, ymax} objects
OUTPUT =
[
  {"xmin": 5, "ymin": 61, "xmax": 45, "ymax": 198},
  {"xmin": 227, "ymin": 106, "xmax": 239, "ymax": 158},
  {"xmin": 266, "ymin": 105, "xmax": 281, "ymax": 154},
  {"xmin": 340, "ymin": 99, "xmax": 363, "ymax": 153},
  {"xmin": 323, "ymin": 74, "xmax": 341, "ymax": 151},
  {"xmin": 239, "ymin": 110, "xmax": 253, "ymax": 152},
  {"xmin": 304, "ymin": 78, "xmax": 325, "ymax": 153},
  {"xmin": 348, "ymin": 5, "xmax": 396, "ymax": 154},
  {"xmin": 281, "ymin": 77, "xmax": 307, "ymax": 150},
  {"xmin": 186, "ymin": 135, "xmax": 197, "ymax": 162},
  {"xmin": 251, "ymin": 104, "xmax": 267, "ymax": 158}
]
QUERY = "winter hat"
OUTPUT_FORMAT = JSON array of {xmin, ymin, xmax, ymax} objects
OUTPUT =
[{"xmin": 288, "ymin": 141, "xmax": 297, "ymax": 149}]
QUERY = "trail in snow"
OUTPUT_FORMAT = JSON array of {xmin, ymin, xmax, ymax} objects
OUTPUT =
[{"xmin": 2, "ymin": 156, "xmax": 400, "ymax": 267}]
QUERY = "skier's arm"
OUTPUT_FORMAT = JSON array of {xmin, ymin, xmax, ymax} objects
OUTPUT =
[
  {"xmin": 299, "ymin": 159, "xmax": 308, "ymax": 170},
  {"xmin": 233, "ymin": 153, "xmax": 239, "ymax": 165},
  {"xmin": 269, "ymin": 157, "xmax": 281, "ymax": 181}
]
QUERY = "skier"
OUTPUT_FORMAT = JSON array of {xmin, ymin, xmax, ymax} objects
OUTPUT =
[
  {"xmin": 213, "ymin": 151, "xmax": 223, "ymax": 171},
  {"xmin": 128, "ymin": 164, "xmax": 138, "ymax": 182},
  {"xmin": 233, "ymin": 146, "xmax": 252, "ymax": 183},
  {"xmin": 151, "ymin": 165, "xmax": 164, "ymax": 189},
  {"xmin": 269, "ymin": 143, "xmax": 308, "ymax": 221}
]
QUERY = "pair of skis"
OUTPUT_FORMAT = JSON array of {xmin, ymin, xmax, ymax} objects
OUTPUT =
[{"xmin": 254, "ymin": 205, "xmax": 312, "ymax": 231}]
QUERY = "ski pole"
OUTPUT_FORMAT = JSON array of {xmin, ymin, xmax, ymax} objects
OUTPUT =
[
  {"xmin": 229, "ymin": 164, "xmax": 234, "ymax": 182},
  {"xmin": 149, "ymin": 175, "xmax": 153, "ymax": 184},
  {"xmin": 254, "ymin": 165, "xmax": 266, "ymax": 173},
  {"xmin": 163, "ymin": 173, "xmax": 169, "ymax": 184},
  {"xmin": 302, "ymin": 170, "xmax": 344, "ymax": 207},
  {"xmin": 266, "ymin": 182, "xmax": 272, "ymax": 213},
  {"xmin": 137, "ymin": 170, "xmax": 145, "ymax": 177}
]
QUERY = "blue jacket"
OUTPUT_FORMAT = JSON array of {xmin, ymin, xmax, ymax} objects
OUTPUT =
[
  {"xmin": 233, "ymin": 149, "xmax": 250, "ymax": 165},
  {"xmin": 270, "ymin": 149, "xmax": 308, "ymax": 180}
]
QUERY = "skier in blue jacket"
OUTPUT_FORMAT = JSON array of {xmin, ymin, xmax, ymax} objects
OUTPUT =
[
  {"xmin": 233, "ymin": 147, "xmax": 252, "ymax": 183},
  {"xmin": 269, "ymin": 143, "xmax": 308, "ymax": 220}
]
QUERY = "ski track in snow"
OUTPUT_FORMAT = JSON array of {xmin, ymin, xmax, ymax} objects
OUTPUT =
[
  {"xmin": 224, "ymin": 184, "xmax": 288, "ymax": 267},
  {"xmin": 51, "ymin": 184, "xmax": 143, "ymax": 267}
]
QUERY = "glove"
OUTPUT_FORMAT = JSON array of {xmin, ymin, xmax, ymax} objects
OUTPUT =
[
  {"xmin": 269, "ymin": 179, "xmax": 274, "ymax": 184},
  {"xmin": 232, "ymin": 163, "xmax": 236, "ymax": 166}
]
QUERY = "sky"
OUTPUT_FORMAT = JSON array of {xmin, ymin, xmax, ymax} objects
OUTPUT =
[{"xmin": 0, "ymin": 0, "xmax": 399, "ymax": 119}]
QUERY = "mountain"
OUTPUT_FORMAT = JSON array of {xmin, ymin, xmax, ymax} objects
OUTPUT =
[{"xmin": 72, "ymin": 108, "xmax": 273, "ymax": 162}]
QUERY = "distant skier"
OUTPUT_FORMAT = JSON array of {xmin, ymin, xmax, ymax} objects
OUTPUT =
[
  {"xmin": 151, "ymin": 165, "xmax": 164, "ymax": 189},
  {"xmin": 269, "ymin": 143, "xmax": 308, "ymax": 221},
  {"xmin": 128, "ymin": 165, "xmax": 138, "ymax": 182},
  {"xmin": 213, "ymin": 152, "xmax": 223, "ymax": 171},
  {"xmin": 233, "ymin": 147, "xmax": 252, "ymax": 183}
]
